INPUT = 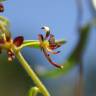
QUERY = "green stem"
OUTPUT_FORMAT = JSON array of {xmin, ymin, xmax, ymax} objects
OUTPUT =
[
  {"xmin": 18, "ymin": 39, "xmax": 66, "ymax": 51},
  {"xmin": 18, "ymin": 41, "xmax": 40, "ymax": 50},
  {"xmin": 15, "ymin": 51, "xmax": 50, "ymax": 96},
  {"xmin": 28, "ymin": 87, "xmax": 39, "ymax": 96}
]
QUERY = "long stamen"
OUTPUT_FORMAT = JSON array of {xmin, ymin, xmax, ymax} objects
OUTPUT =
[
  {"xmin": 42, "ymin": 48, "xmax": 63, "ymax": 69},
  {"xmin": 46, "ymin": 47, "xmax": 60, "ymax": 54}
]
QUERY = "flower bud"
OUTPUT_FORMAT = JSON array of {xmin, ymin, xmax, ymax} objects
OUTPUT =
[{"xmin": 0, "ymin": 3, "xmax": 4, "ymax": 12}]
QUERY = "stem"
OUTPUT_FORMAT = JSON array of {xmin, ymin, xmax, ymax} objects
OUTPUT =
[
  {"xmin": 15, "ymin": 51, "xmax": 50, "ymax": 96},
  {"xmin": 78, "ymin": 61, "xmax": 83, "ymax": 96},
  {"xmin": 18, "ymin": 41, "xmax": 40, "ymax": 50},
  {"xmin": 75, "ymin": 0, "xmax": 84, "ymax": 96},
  {"xmin": 28, "ymin": 87, "xmax": 39, "ymax": 96},
  {"xmin": 75, "ymin": 61, "xmax": 83, "ymax": 96},
  {"xmin": 18, "ymin": 39, "xmax": 66, "ymax": 51}
]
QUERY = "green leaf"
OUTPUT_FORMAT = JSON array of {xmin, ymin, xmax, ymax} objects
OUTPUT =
[{"xmin": 0, "ymin": 0, "xmax": 6, "ymax": 2}]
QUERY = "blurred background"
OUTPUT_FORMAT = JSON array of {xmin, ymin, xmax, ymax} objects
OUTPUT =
[{"xmin": 0, "ymin": 0, "xmax": 96, "ymax": 96}]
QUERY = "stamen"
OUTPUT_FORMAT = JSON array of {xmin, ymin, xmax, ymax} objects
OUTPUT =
[
  {"xmin": 49, "ymin": 44, "xmax": 58, "ymax": 50},
  {"xmin": 38, "ymin": 31, "xmax": 64, "ymax": 69},
  {"xmin": 42, "ymin": 48, "xmax": 63, "ymax": 69},
  {"xmin": 46, "ymin": 47, "xmax": 60, "ymax": 54}
]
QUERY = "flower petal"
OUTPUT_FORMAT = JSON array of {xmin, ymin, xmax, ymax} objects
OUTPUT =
[
  {"xmin": 46, "ymin": 47, "xmax": 60, "ymax": 54},
  {"xmin": 0, "ymin": 3, "xmax": 4, "ymax": 12},
  {"xmin": 13, "ymin": 36, "xmax": 24, "ymax": 47}
]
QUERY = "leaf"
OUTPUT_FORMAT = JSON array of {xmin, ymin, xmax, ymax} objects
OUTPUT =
[{"xmin": 0, "ymin": 0, "xmax": 6, "ymax": 2}]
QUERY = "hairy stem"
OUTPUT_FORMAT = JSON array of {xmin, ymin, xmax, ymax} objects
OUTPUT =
[{"xmin": 15, "ymin": 51, "xmax": 50, "ymax": 96}]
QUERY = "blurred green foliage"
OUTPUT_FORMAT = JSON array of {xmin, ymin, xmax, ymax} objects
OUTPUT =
[
  {"xmin": 0, "ymin": 0, "xmax": 6, "ymax": 2},
  {"xmin": 0, "ymin": 52, "xmax": 33, "ymax": 96}
]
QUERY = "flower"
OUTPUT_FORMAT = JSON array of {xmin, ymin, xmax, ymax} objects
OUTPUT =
[
  {"xmin": 0, "ymin": 22, "xmax": 64, "ymax": 69},
  {"xmin": 38, "ymin": 26, "xmax": 64, "ymax": 69},
  {"xmin": 0, "ymin": 29, "xmax": 24, "ymax": 61}
]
